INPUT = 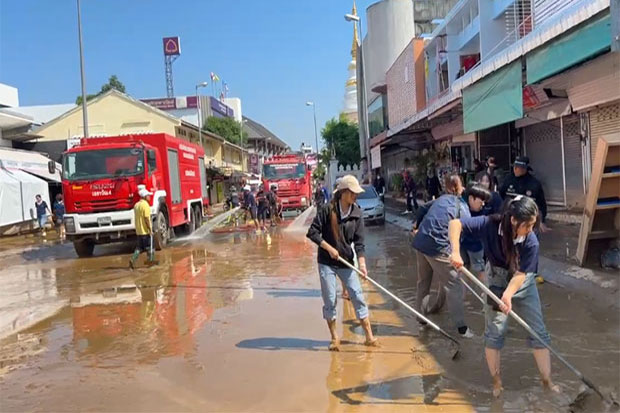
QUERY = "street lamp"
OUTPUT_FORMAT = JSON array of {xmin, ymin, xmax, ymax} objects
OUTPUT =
[
  {"xmin": 76, "ymin": 0, "xmax": 89, "ymax": 138},
  {"xmin": 344, "ymin": 12, "xmax": 371, "ymax": 176},
  {"xmin": 305, "ymin": 101, "xmax": 319, "ymax": 154},
  {"xmin": 195, "ymin": 82, "xmax": 208, "ymax": 147},
  {"xmin": 239, "ymin": 118, "xmax": 247, "ymax": 148}
]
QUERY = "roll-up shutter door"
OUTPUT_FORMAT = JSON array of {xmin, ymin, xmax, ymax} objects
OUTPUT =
[
  {"xmin": 562, "ymin": 115, "xmax": 585, "ymax": 208},
  {"xmin": 590, "ymin": 102, "xmax": 620, "ymax": 165},
  {"xmin": 524, "ymin": 119, "xmax": 564, "ymax": 205}
]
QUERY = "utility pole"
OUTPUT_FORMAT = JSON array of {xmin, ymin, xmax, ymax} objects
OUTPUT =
[{"xmin": 77, "ymin": 0, "xmax": 89, "ymax": 138}]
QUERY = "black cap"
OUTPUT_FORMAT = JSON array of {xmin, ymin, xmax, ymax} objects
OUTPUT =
[{"xmin": 514, "ymin": 156, "xmax": 530, "ymax": 168}]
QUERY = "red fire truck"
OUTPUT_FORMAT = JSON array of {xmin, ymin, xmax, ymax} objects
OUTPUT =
[
  {"xmin": 56, "ymin": 133, "xmax": 209, "ymax": 257},
  {"xmin": 262, "ymin": 153, "xmax": 313, "ymax": 212}
]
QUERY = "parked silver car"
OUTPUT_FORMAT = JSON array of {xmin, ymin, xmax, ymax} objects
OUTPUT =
[{"xmin": 357, "ymin": 185, "xmax": 385, "ymax": 225}]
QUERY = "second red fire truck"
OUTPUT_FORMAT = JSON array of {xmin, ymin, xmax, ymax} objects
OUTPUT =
[{"xmin": 261, "ymin": 153, "xmax": 313, "ymax": 213}]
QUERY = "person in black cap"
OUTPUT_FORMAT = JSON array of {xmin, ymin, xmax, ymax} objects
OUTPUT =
[{"xmin": 499, "ymin": 156, "xmax": 549, "ymax": 232}]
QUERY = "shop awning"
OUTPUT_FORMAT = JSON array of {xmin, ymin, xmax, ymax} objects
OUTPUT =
[
  {"xmin": 463, "ymin": 59, "xmax": 523, "ymax": 134},
  {"xmin": 526, "ymin": 12, "xmax": 611, "ymax": 85}
]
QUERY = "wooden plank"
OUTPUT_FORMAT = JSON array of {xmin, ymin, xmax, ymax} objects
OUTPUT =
[
  {"xmin": 577, "ymin": 133, "xmax": 620, "ymax": 265},
  {"xmin": 595, "ymin": 203, "xmax": 620, "ymax": 211},
  {"xmin": 605, "ymin": 145, "xmax": 620, "ymax": 167},
  {"xmin": 589, "ymin": 230, "xmax": 620, "ymax": 240},
  {"xmin": 599, "ymin": 178, "xmax": 620, "ymax": 198}
]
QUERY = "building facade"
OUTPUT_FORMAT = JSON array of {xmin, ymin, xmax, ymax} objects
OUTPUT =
[
  {"xmin": 375, "ymin": 0, "xmax": 616, "ymax": 211},
  {"xmin": 242, "ymin": 116, "xmax": 289, "ymax": 175}
]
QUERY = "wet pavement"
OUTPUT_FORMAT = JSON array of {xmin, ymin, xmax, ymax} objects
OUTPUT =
[{"xmin": 0, "ymin": 213, "xmax": 618, "ymax": 412}]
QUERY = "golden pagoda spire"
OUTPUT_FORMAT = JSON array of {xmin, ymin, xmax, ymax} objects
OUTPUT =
[{"xmin": 351, "ymin": 1, "xmax": 359, "ymax": 60}]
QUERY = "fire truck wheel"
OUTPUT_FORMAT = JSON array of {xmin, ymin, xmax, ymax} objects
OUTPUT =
[
  {"xmin": 187, "ymin": 210, "xmax": 197, "ymax": 233},
  {"xmin": 194, "ymin": 206, "xmax": 203, "ymax": 228},
  {"xmin": 74, "ymin": 240, "xmax": 95, "ymax": 258},
  {"xmin": 154, "ymin": 211, "xmax": 168, "ymax": 250}
]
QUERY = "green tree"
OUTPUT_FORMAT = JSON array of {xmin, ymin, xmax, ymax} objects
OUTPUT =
[
  {"xmin": 321, "ymin": 114, "xmax": 360, "ymax": 167},
  {"xmin": 76, "ymin": 75, "xmax": 127, "ymax": 105},
  {"xmin": 312, "ymin": 147, "xmax": 332, "ymax": 181},
  {"xmin": 204, "ymin": 116, "xmax": 247, "ymax": 145}
]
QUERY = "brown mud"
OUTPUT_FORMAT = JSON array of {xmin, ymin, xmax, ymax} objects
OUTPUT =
[{"xmin": 0, "ymin": 219, "xmax": 617, "ymax": 412}]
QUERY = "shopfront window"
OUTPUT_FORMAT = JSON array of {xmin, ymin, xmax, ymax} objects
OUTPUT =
[{"xmin": 368, "ymin": 94, "xmax": 388, "ymax": 138}]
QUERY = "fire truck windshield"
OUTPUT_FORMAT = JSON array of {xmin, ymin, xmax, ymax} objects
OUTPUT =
[
  {"xmin": 262, "ymin": 163, "xmax": 306, "ymax": 180},
  {"xmin": 63, "ymin": 148, "xmax": 145, "ymax": 181}
]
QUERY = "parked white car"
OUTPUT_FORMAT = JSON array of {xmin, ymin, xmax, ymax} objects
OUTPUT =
[{"xmin": 357, "ymin": 185, "xmax": 385, "ymax": 225}]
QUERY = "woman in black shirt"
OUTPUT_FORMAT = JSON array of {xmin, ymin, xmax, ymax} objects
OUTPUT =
[{"xmin": 306, "ymin": 175, "xmax": 378, "ymax": 351}]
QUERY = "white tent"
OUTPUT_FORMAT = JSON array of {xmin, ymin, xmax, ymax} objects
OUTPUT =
[
  {"xmin": 0, "ymin": 148, "xmax": 59, "ymax": 231},
  {"xmin": 0, "ymin": 168, "xmax": 50, "ymax": 228},
  {"xmin": 0, "ymin": 168, "xmax": 23, "ymax": 227},
  {"xmin": 0, "ymin": 147, "xmax": 61, "ymax": 182}
]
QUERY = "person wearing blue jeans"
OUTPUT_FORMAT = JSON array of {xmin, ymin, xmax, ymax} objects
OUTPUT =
[
  {"xmin": 319, "ymin": 264, "xmax": 368, "ymax": 320},
  {"xmin": 34, "ymin": 194, "xmax": 51, "ymax": 236},
  {"xmin": 449, "ymin": 196, "xmax": 560, "ymax": 398},
  {"xmin": 307, "ymin": 175, "xmax": 378, "ymax": 351}
]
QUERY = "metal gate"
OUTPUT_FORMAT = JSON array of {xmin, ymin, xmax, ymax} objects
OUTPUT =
[
  {"xmin": 562, "ymin": 115, "xmax": 585, "ymax": 208},
  {"xmin": 524, "ymin": 119, "xmax": 564, "ymax": 205}
]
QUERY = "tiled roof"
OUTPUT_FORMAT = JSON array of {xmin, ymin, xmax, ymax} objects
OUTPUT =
[{"xmin": 242, "ymin": 116, "xmax": 289, "ymax": 149}]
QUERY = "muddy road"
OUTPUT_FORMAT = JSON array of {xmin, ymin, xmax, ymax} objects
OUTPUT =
[{"xmin": 0, "ymin": 217, "xmax": 618, "ymax": 412}]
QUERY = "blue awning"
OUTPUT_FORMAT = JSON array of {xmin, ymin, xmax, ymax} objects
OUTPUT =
[
  {"xmin": 463, "ymin": 59, "xmax": 523, "ymax": 134},
  {"xmin": 526, "ymin": 12, "xmax": 611, "ymax": 84}
]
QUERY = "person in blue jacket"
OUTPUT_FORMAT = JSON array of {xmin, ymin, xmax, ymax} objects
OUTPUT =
[
  {"xmin": 410, "ymin": 174, "xmax": 488, "ymax": 338},
  {"xmin": 448, "ymin": 196, "xmax": 559, "ymax": 397},
  {"xmin": 460, "ymin": 182, "xmax": 494, "ymax": 282},
  {"xmin": 477, "ymin": 172, "xmax": 503, "ymax": 216}
]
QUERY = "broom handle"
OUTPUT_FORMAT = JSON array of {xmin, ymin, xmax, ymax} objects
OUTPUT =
[
  {"xmin": 457, "ymin": 265, "xmax": 584, "ymax": 380},
  {"xmin": 459, "ymin": 277, "xmax": 485, "ymax": 305},
  {"xmin": 336, "ymin": 257, "xmax": 444, "ymax": 334}
]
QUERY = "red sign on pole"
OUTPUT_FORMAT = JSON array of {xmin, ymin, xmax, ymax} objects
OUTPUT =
[{"xmin": 163, "ymin": 37, "xmax": 181, "ymax": 56}]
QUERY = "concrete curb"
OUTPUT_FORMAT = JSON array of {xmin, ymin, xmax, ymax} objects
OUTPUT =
[{"xmin": 385, "ymin": 212, "xmax": 619, "ymax": 309}]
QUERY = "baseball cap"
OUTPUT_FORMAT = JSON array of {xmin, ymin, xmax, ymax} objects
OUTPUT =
[
  {"xmin": 514, "ymin": 156, "xmax": 530, "ymax": 168},
  {"xmin": 138, "ymin": 188, "xmax": 152, "ymax": 198},
  {"xmin": 335, "ymin": 175, "xmax": 364, "ymax": 194}
]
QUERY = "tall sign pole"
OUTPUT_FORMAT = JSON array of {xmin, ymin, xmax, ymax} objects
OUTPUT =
[
  {"xmin": 77, "ymin": 0, "xmax": 89, "ymax": 138},
  {"xmin": 163, "ymin": 37, "xmax": 181, "ymax": 97}
]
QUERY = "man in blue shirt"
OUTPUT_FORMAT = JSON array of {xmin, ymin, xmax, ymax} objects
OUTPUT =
[
  {"xmin": 34, "ymin": 194, "xmax": 51, "ymax": 237},
  {"xmin": 411, "ymin": 175, "xmax": 488, "ymax": 338}
]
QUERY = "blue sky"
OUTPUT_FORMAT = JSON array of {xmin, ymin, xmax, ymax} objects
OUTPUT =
[{"xmin": 0, "ymin": 0, "xmax": 373, "ymax": 150}]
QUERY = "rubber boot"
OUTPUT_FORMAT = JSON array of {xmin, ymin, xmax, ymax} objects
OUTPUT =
[{"xmin": 129, "ymin": 250, "xmax": 140, "ymax": 270}]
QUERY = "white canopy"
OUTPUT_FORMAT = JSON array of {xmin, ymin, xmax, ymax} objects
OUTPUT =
[
  {"xmin": 0, "ymin": 148, "xmax": 61, "ymax": 182},
  {"xmin": 0, "ymin": 168, "xmax": 50, "ymax": 228}
]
